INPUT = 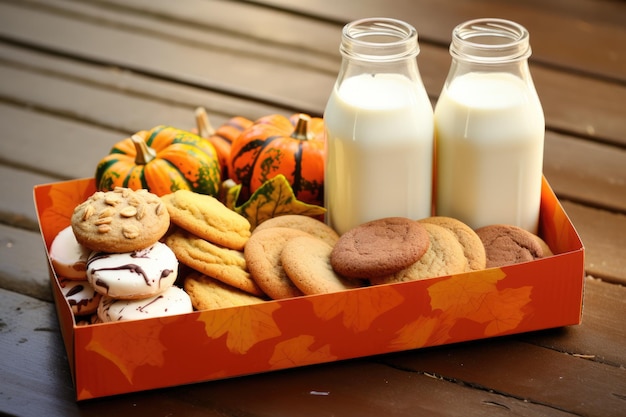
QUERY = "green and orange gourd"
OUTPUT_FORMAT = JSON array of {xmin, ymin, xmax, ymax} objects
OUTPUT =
[{"xmin": 95, "ymin": 125, "xmax": 222, "ymax": 197}]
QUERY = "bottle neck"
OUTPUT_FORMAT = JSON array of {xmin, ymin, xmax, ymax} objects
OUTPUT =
[
  {"xmin": 340, "ymin": 18, "xmax": 419, "ymax": 62},
  {"xmin": 337, "ymin": 18, "xmax": 422, "ymax": 81},
  {"xmin": 447, "ymin": 18, "xmax": 533, "ymax": 79}
]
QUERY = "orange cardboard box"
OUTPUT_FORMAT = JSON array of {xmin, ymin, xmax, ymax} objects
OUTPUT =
[{"xmin": 34, "ymin": 177, "xmax": 584, "ymax": 401}]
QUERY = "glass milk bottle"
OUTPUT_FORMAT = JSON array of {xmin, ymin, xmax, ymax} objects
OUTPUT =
[
  {"xmin": 324, "ymin": 18, "xmax": 434, "ymax": 235},
  {"xmin": 435, "ymin": 18, "xmax": 545, "ymax": 233}
]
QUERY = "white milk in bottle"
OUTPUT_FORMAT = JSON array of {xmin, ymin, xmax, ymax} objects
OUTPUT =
[
  {"xmin": 324, "ymin": 18, "xmax": 434, "ymax": 235},
  {"xmin": 435, "ymin": 19, "xmax": 545, "ymax": 233}
]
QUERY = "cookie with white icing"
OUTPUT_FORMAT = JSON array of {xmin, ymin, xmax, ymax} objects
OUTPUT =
[
  {"xmin": 97, "ymin": 285, "xmax": 192, "ymax": 322},
  {"xmin": 59, "ymin": 278, "xmax": 102, "ymax": 316},
  {"xmin": 87, "ymin": 241, "xmax": 178, "ymax": 299},
  {"xmin": 50, "ymin": 225, "xmax": 91, "ymax": 280}
]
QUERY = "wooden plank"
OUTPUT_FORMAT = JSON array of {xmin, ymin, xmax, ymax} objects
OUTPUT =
[
  {"xmin": 524, "ymin": 277, "xmax": 626, "ymax": 368},
  {"xmin": 1, "ymin": 0, "xmax": 625, "ymax": 147},
  {"xmin": 561, "ymin": 201, "xmax": 626, "ymax": 285},
  {"xmin": 0, "ymin": 0, "xmax": 337, "ymax": 115},
  {"xmin": 0, "ymin": 103, "xmax": 117, "ymax": 181},
  {"xmin": 544, "ymin": 131, "xmax": 626, "ymax": 213},
  {"xmin": 0, "ymin": 288, "xmax": 78, "ymax": 417},
  {"xmin": 163, "ymin": 358, "xmax": 575, "ymax": 417},
  {"xmin": 0, "ymin": 164, "xmax": 56, "ymax": 230},
  {"xmin": 251, "ymin": 0, "xmax": 626, "ymax": 83},
  {"xmin": 0, "ymin": 42, "xmax": 293, "ymax": 123},
  {"xmin": 0, "ymin": 222, "xmax": 52, "ymax": 301},
  {"xmin": 381, "ymin": 337, "xmax": 626, "ymax": 417}
]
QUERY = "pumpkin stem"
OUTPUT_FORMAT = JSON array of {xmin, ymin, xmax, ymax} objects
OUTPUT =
[
  {"xmin": 195, "ymin": 107, "xmax": 216, "ymax": 138},
  {"xmin": 292, "ymin": 114, "xmax": 312, "ymax": 141},
  {"xmin": 131, "ymin": 134, "xmax": 157, "ymax": 165}
]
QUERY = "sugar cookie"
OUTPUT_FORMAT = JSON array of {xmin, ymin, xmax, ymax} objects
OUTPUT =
[
  {"xmin": 162, "ymin": 189, "xmax": 251, "ymax": 250},
  {"xmin": 419, "ymin": 216, "xmax": 486, "ymax": 271},
  {"xmin": 281, "ymin": 235, "xmax": 361, "ymax": 295},
  {"xmin": 165, "ymin": 228, "xmax": 264, "ymax": 296},
  {"xmin": 184, "ymin": 271, "xmax": 266, "ymax": 310},
  {"xmin": 244, "ymin": 227, "xmax": 310, "ymax": 299},
  {"xmin": 371, "ymin": 222, "xmax": 467, "ymax": 285},
  {"xmin": 254, "ymin": 214, "xmax": 339, "ymax": 246}
]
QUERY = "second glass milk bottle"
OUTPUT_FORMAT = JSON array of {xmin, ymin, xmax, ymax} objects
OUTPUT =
[
  {"xmin": 435, "ymin": 18, "xmax": 545, "ymax": 233},
  {"xmin": 324, "ymin": 18, "xmax": 434, "ymax": 235}
]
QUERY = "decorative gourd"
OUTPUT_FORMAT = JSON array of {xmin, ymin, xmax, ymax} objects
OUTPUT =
[
  {"xmin": 95, "ymin": 125, "xmax": 222, "ymax": 197},
  {"xmin": 229, "ymin": 113, "xmax": 325, "ymax": 206},
  {"xmin": 195, "ymin": 107, "xmax": 253, "ymax": 180}
]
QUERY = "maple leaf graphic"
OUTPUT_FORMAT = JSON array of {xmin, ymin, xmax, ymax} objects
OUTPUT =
[
  {"xmin": 427, "ymin": 268, "xmax": 534, "ymax": 336},
  {"xmin": 389, "ymin": 315, "xmax": 448, "ymax": 350},
  {"xmin": 473, "ymin": 286, "xmax": 533, "ymax": 336},
  {"xmin": 309, "ymin": 286, "xmax": 405, "ymax": 333},
  {"xmin": 269, "ymin": 334, "xmax": 336, "ymax": 369},
  {"xmin": 85, "ymin": 322, "xmax": 166, "ymax": 384},
  {"xmin": 197, "ymin": 303, "xmax": 282, "ymax": 354}
]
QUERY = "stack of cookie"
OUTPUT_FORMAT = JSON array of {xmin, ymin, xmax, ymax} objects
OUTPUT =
[
  {"xmin": 330, "ymin": 216, "xmax": 550, "ymax": 286},
  {"xmin": 58, "ymin": 187, "xmax": 192, "ymax": 323},
  {"xmin": 244, "ymin": 215, "xmax": 360, "ymax": 299},
  {"xmin": 330, "ymin": 216, "xmax": 485, "ymax": 286},
  {"xmin": 162, "ymin": 190, "xmax": 269, "ymax": 309}
]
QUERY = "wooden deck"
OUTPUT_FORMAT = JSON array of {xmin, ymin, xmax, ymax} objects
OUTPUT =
[{"xmin": 1, "ymin": 0, "xmax": 625, "ymax": 416}]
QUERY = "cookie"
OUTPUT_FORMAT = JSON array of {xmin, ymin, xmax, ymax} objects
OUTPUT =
[
  {"xmin": 184, "ymin": 271, "xmax": 266, "ymax": 310},
  {"xmin": 371, "ymin": 222, "xmax": 468, "ymax": 285},
  {"xmin": 475, "ymin": 224, "xmax": 544, "ymax": 268},
  {"xmin": 330, "ymin": 217, "xmax": 430, "ymax": 279},
  {"xmin": 49, "ymin": 225, "xmax": 91, "ymax": 280},
  {"xmin": 162, "ymin": 189, "xmax": 251, "ymax": 250},
  {"xmin": 534, "ymin": 234, "xmax": 554, "ymax": 257},
  {"xmin": 419, "ymin": 216, "xmax": 486, "ymax": 271},
  {"xmin": 281, "ymin": 235, "xmax": 361, "ymax": 295},
  {"xmin": 97, "ymin": 285, "xmax": 192, "ymax": 322},
  {"xmin": 87, "ymin": 241, "xmax": 178, "ymax": 300},
  {"xmin": 254, "ymin": 215, "xmax": 340, "ymax": 246},
  {"xmin": 165, "ymin": 228, "xmax": 264, "ymax": 296},
  {"xmin": 244, "ymin": 227, "xmax": 310, "ymax": 299},
  {"xmin": 71, "ymin": 187, "xmax": 169, "ymax": 253},
  {"xmin": 59, "ymin": 278, "xmax": 102, "ymax": 316}
]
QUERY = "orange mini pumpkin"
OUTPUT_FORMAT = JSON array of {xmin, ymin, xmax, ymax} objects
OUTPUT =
[
  {"xmin": 95, "ymin": 125, "xmax": 222, "ymax": 197},
  {"xmin": 195, "ymin": 107, "xmax": 253, "ymax": 181},
  {"xmin": 228, "ymin": 113, "xmax": 325, "ymax": 206}
]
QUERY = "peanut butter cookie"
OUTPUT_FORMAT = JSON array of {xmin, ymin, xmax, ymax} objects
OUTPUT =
[
  {"xmin": 244, "ymin": 227, "xmax": 310, "ymax": 299},
  {"xmin": 281, "ymin": 235, "xmax": 361, "ymax": 295},
  {"xmin": 71, "ymin": 187, "xmax": 169, "ymax": 253},
  {"xmin": 419, "ymin": 216, "xmax": 486, "ymax": 271}
]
